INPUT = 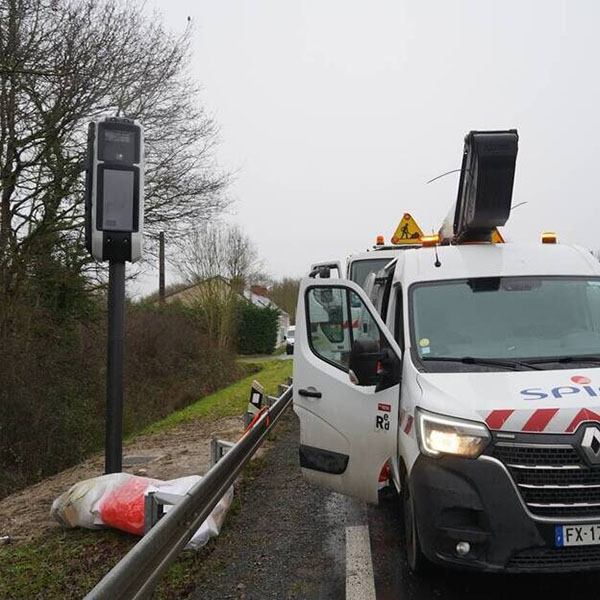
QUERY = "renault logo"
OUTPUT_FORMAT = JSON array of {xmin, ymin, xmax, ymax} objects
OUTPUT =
[{"xmin": 581, "ymin": 427, "xmax": 600, "ymax": 465}]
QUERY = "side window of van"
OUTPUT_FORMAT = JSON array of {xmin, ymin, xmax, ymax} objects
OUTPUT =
[
  {"xmin": 306, "ymin": 287, "xmax": 381, "ymax": 370},
  {"xmin": 370, "ymin": 278, "xmax": 384, "ymax": 314},
  {"xmin": 369, "ymin": 276, "xmax": 392, "ymax": 318},
  {"xmin": 394, "ymin": 287, "xmax": 404, "ymax": 353},
  {"xmin": 369, "ymin": 265, "xmax": 395, "ymax": 320}
]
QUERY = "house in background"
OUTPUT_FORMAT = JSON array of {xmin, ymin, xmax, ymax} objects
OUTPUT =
[
  {"xmin": 163, "ymin": 275, "xmax": 233, "ymax": 306},
  {"xmin": 244, "ymin": 285, "xmax": 290, "ymax": 346},
  {"xmin": 161, "ymin": 278, "xmax": 290, "ymax": 347}
]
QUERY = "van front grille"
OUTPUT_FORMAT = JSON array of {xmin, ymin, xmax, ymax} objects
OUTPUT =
[
  {"xmin": 507, "ymin": 545, "xmax": 600, "ymax": 570},
  {"xmin": 491, "ymin": 442, "xmax": 600, "ymax": 519}
]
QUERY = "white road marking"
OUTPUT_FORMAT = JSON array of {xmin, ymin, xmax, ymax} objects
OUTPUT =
[{"xmin": 346, "ymin": 524, "xmax": 376, "ymax": 600}]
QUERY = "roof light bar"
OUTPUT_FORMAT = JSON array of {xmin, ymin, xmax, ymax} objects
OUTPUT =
[{"xmin": 421, "ymin": 234, "xmax": 440, "ymax": 247}]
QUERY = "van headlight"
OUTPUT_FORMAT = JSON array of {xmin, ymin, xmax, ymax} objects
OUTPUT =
[{"xmin": 415, "ymin": 408, "xmax": 490, "ymax": 458}]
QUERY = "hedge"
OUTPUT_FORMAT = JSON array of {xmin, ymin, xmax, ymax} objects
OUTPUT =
[
  {"xmin": 237, "ymin": 302, "xmax": 280, "ymax": 355},
  {"xmin": 0, "ymin": 302, "xmax": 241, "ymax": 501}
]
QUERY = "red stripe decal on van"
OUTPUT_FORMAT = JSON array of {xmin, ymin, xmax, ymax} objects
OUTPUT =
[
  {"xmin": 404, "ymin": 415, "xmax": 413, "ymax": 435},
  {"xmin": 567, "ymin": 408, "xmax": 600, "ymax": 433},
  {"xmin": 522, "ymin": 408, "xmax": 559, "ymax": 432},
  {"xmin": 485, "ymin": 409, "xmax": 514, "ymax": 430}
]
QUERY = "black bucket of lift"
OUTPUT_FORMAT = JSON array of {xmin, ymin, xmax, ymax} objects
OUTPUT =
[{"xmin": 453, "ymin": 129, "xmax": 518, "ymax": 243}]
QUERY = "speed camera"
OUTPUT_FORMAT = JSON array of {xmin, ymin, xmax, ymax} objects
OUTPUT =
[{"xmin": 85, "ymin": 117, "xmax": 144, "ymax": 262}]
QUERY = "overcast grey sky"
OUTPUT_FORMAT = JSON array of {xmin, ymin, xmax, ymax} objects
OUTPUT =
[{"xmin": 135, "ymin": 0, "xmax": 599, "ymax": 296}]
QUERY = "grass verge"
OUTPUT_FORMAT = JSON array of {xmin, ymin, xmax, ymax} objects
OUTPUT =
[
  {"xmin": 0, "ymin": 359, "xmax": 293, "ymax": 600},
  {"xmin": 137, "ymin": 358, "xmax": 292, "ymax": 436}
]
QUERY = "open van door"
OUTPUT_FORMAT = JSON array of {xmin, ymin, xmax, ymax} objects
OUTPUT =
[{"xmin": 293, "ymin": 278, "xmax": 402, "ymax": 504}]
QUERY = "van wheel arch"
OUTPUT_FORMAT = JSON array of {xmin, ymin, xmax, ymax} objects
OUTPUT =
[
  {"xmin": 397, "ymin": 458, "xmax": 408, "ymax": 493},
  {"xmin": 400, "ymin": 461, "xmax": 429, "ymax": 573}
]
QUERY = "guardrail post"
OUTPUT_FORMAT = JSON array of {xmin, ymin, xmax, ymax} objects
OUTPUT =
[
  {"xmin": 210, "ymin": 439, "xmax": 235, "ymax": 466},
  {"xmin": 144, "ymin": 492, "xmax": 163, "ymax": 534},
  {"xmin": 244, "ymin": 380, "xmax": 265, "ymax": 428},
  {"xmin": 144, "ymin": 491, "xmax": 186, "ymax": 532}
]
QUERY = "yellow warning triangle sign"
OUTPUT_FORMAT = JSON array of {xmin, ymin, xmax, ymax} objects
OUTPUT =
[
  {"xmin": 391, "ymin": 213, "xmax": 424, "ymax": 244},
  {"xmin": 491, "ymin": 228, "xmax": 505, "ymax": 243}
]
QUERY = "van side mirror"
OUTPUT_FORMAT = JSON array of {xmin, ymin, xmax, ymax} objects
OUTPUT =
[
  {"xmin": 349, "ymin": 339, "xmax": 382, "ymax": 386},
  {"xmin": 349, "ymin": 339, "xmax": 401, "ymax": 389},
  {"xmin": 309, "ymin": 265, "xmax": 331, "ymax": 279}
]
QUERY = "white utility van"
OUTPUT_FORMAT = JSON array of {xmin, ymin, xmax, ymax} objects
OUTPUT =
[
  {"xmin": 294, "ymin": 130, "xmax": 600, "ymax": 573},
  {"xmin": 285, "ymin": 326, "xmax": 296, "ymax": 355}
]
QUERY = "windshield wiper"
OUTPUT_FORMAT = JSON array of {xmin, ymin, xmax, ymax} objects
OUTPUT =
[
  {"xmin": 528, "ymin": 355, "xmax": 600, "ymax": 366},
  {"xmin": 422, "ymin": 356, "xmax": 542, "ymax": 371}
]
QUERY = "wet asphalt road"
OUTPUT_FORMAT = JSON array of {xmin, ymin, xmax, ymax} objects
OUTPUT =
[
  {"xmin": 368, "ymin": 495, "xmax": 600, "ymax": 600},
  {"xmin": 192, "ymin": 410, "xmax": 360, "ymax": 600},
  {"xmin": 193, "ymin": 410, "xmax": 600, "ymax": 600}
]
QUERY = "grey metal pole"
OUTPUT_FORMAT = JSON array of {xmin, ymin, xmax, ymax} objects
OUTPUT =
[
  {"xmin": 105, "ymin": 260, "xmax": 126, "ymax": 474},
  {"xmin": 158, "ymin": 231, "xmax": 165, "ymax": 304}
]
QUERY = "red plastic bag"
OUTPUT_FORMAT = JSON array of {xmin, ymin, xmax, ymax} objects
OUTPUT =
[{"xmin": 99, "ymin": 476, "xmax": 159, "ymax": 535}]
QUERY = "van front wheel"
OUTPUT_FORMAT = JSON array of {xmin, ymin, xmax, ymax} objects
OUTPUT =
[{"xmin": 403, "ymin": 481, "xmax": 428, "ymax": 573}]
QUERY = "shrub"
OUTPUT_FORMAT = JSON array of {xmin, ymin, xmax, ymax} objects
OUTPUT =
[
  {"xmin": 0, "ymin": 300, "xmax": 240, "ymax": 501},
  {"xmin": 0, "ymin": 304, "xmax": 104, "ymax": 497},
  {"xmin": 123, "ymin": 304, "xmax": 239, "ymax": 432},
  {"xmin": 236, "ymin": 302, "xmax": 280, "ymax": 355}
]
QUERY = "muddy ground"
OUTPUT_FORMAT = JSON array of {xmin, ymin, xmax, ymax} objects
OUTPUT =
[{"xmin": 0, "ymin": 415, "xmax": 246, "ymax": 544}]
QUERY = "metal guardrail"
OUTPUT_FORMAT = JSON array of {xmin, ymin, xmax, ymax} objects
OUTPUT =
[{"xmin": 84, "ymin": 382, "xmax": 293, "ymax": 600}]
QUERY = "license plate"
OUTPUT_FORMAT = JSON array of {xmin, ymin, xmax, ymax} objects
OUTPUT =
[{"xmin": 555, "ymin": 523, "xmax": 600, "ymax": 547}]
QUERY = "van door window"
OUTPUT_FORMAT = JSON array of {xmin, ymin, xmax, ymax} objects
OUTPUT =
[
  {"xmin": 306, "ymin": 287, "xmax": 382, "ymax": 370},
  {"xmin": 307, "ymin": 287, "xmax": 351, "ymax": 369}
]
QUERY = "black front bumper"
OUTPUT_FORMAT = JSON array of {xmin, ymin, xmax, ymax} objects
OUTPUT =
[{"xmin": 411, "ymin": 454, "xmax": 600, "ymax": 572}]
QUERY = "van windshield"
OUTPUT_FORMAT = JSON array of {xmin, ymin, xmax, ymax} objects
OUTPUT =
[{"xmin": 410, "ymin": 277, "xmax": 600, "ymax": 371}]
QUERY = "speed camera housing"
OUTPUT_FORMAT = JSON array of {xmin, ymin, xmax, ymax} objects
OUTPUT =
[{"xmin": 85, "ymin": 117, "xmax": 144, "ymax": 262}]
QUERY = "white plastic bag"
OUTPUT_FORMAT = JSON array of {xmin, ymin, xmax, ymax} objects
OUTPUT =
[
  {"xmin": 51, "ymin": 473, "xmax": 233, "ymax": 549},
  {"xmin": 186, "ymin": 485, "xmax": 234, "ymax": 550},
  {"xmin": 50, "ymin": 472, "xmax": 139, "ymax": 530}
]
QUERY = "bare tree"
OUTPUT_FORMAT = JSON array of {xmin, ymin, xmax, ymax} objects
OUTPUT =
[
  {"xmin": 0, "ymin": 0, "xmax": 229, "ymax": 300},
  {"xmin": 268, "ymin": 277, "xmax": 300, "ymax": 322},
  {"xmin": 177, "ymin": 222, "xmax": 263, "ymax": 288},
  {"xmin": 174, "ymin": 222, "xmax": 264, "ymax": 348}
]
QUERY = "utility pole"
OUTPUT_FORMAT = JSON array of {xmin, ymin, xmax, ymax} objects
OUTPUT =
[{"xmin": 159, "ymin": 231, "xmax": 165, "ymax": 304}]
